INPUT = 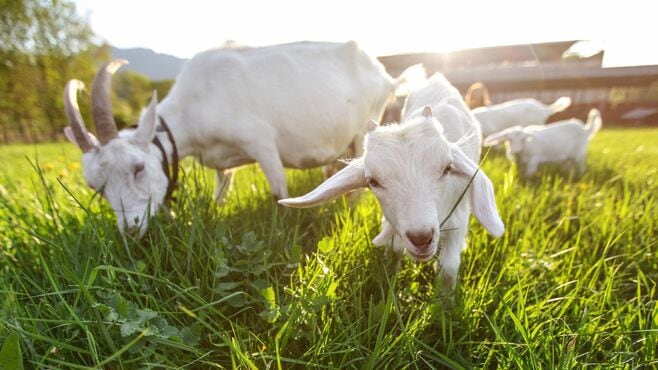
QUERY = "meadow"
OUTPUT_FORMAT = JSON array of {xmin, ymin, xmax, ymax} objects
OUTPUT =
[{"xmin": 1, "ymin": 128, "xmax": 657, "ymax": 369}]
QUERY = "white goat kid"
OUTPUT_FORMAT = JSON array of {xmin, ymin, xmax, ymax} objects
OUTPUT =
[
  {"xmin": 64, "ymin": 41, "xmax": 424, "ymax": 236},
  {"xmin": 279, "ymin": 74, "xmax": 504, "ymax": 289},
  {"xmin": 483, "ymin": 108, "xmax": 602, "ymax": 177},
  {"xmin": 473, "ymin": 96, "xmax": 572, "ymax": 137}
]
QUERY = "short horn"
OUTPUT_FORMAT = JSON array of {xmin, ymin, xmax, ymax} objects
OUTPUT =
[
  {"xmin": 422, "ymin": 106, "xmax": 433, "ymax": 118},
  {"xmin": 92, "ymin": 59, "xmax": 128, "ymax": 145},
  {"xmin": 64, "ymin": 79, "xmax": 95, "ymax": 152}
]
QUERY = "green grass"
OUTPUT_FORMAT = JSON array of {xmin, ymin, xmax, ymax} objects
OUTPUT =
[{"xmin": 1, "ymin": 128, "xmax": 657, "ymax": 369}]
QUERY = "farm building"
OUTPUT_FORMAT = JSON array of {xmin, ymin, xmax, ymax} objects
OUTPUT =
[{"xmin": 378, "ymin": 40, "xmax": 658, "ymax": 125}]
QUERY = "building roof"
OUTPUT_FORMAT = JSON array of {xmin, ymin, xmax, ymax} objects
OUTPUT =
[
  {"xmin": 378, "ymin": 41, "xmax": 658, "ymax": 91},
  {"xmin": 442, "ymin": 62, "xmax": 658, "ymax": 90},
  {"xmin": 379, "ymin": 40, "xmax": 595, "ymax": 71}
]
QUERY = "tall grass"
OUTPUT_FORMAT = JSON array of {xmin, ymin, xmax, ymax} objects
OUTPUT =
[{"xmin": 1, "ymin": 128, "xmax": 657, "ymax": 368}]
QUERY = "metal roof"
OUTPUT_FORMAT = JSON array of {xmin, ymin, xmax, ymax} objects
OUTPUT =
[{"xmin": 378, "ymin": 41, "xmax": 658, "ymax": 91}]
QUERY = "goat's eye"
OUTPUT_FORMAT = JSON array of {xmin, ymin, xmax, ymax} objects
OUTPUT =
[
  {"xmin": 134, "ymin": 163, "xmax": 145, "ymax": 177},
  {"xmin": 367, "ymin": 177, "xmax": 382, "ymax": 189},
  {"xmin": 443, "ymin": 163, "xmax": 453, "ymax": 176}
]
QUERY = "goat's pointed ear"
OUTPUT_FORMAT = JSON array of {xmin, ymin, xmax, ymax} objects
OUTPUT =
[
  {"xmin": 482, "ymin": 131, "xmax": 508, "ymax": 147},
  {"xmin": 64, "ymin": 127, "xmax": 99, "ymax": 148},
  {"xmin": 451, "ymin": 145, "xmax": 504, "ymax": 237},
  {"xmin": 278, "ymin": 161, "xmax": 367, "ymax": 208},
  {"xmin": 134, "ymin": 91, "xmax": 158, "ymax": 150}
]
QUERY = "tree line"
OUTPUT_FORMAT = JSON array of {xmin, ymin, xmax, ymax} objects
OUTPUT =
[{"xmin": 0, "ymin": 0, "xmax": 172, "ymax": 144}]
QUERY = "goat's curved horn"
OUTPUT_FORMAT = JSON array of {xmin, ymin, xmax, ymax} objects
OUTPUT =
[
  {"xmin": 64, "ymin": 79, "xmax": 95, "ymax": 152},
  {"xmin": 92, "ymin": 59, "xmax": 128, "ymax": 145}
]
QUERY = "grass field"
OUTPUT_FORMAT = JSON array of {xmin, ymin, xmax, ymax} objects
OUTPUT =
[{"xmin": 1, "ymin": 128, "xmax": 657, "ymax": 369}]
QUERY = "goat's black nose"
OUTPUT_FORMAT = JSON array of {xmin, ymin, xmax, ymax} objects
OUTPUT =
[{"xmin": 406, "ymin": 229, "xmax": 434, "ymax": 249}]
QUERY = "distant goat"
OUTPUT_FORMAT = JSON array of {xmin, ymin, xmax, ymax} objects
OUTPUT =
[
  {"xmin": 279, "ymin": 74, "xmax": 504, "ymax": 289},
  {"xmin": 483, "ymin": 108, "xmax": 602, "ymax": 177},
  {"xmin": 464, "ymin": 82, "xmax": 491, "ymax": 109},
  {"xmin": 381, "ymin": 95, "xmax": 406, "ymax": 123},
  {"xmin": 63, "ymin": 41, "xmax": 425, "ymax": 236},
  {"xmin": 473, "ymin": 96, "xmax": 572, "ymax": 137}
]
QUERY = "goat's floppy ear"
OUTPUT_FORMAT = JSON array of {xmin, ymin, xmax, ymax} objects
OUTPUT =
[
  {"xmin": 451, "ymin": 145, "xmax": 504, "ymax": 237},
  {"xmin": 483, "ymin": 131, "xmax": 508, "ymax": 146},
  {"xmin": 134, "ymin": 91, "xmax": 158, "ymax": 150},
  {"xmin": 278, "ymin": 161, "xmax": 367, "ymax": 208}
]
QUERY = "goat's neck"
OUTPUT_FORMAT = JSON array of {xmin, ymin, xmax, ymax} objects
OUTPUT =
[{"xmin": 155, "ymin": 112, "xmax": 195, "ymax": 163}]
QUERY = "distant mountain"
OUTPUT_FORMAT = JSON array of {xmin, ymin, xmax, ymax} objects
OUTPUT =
[{"xmin": 111, "ymin": 47, "xmax": 187, "ymax": 81}]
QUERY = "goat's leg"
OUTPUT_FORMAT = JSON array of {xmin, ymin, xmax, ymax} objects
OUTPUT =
[
  {"xmin": 214, "ymin": 169, "xmax": 234, "ymax": 204},
  {"xmin": 242, "ymin": 140, "xmax": 288, "ymax": 200},
  {"xmin": 437, "ymin": 226, "xmax": 468, "ymax": 292},
  {"xmin": 372, "ymin": 217, "xmax": 405, "ymax": 254},
  {"xmin": 524, "ymin": 158, "xmax": 538, "ymax": 177},
  {"xmin": 577, "ymin": 155, "xmax": 587, "ymax": 175}
]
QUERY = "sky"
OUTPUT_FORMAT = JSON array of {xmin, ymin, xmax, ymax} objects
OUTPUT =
[{"xmin": 73, "ymin": 0, "xmax": 658, "ymax": 67}]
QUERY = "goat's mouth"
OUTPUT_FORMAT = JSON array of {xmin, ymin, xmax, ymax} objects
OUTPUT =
[{"xmin": 408, "ymin": 248, "xmax": 435, "ymax": 261}]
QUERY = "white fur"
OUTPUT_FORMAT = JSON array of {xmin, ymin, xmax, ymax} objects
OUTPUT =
[
  {"xmin": 279, "ymin": 74, "xmax": 504, "ymax": 290},
  {"xmin": 473, "ymin": 96, "xmax": 572, "ymax": 137},
  {"xmin": 483, "ymin": 108, "xmax": 602, "ymax": 177},
  {"xmin": 66, "ymin": 41, "xmax": 424, "ymax": 235}
]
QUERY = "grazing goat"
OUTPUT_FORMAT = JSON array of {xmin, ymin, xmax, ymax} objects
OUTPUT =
[
  {"xmin": 63, "ymin": 41, "xmax": 424, "ymax": 236},
  {"xmin": 279, "ymin": 74, "xmax": 504, "ymax": 289},
  {"xmin": 473, "ymin": 96, "xmax": 572, "ymax": 137},
  {"xmin": 464, "ymin": 82, "xmax": 491, "ymax": 109},
  {"xmin": 483, "ymin": 108, "xmax": 602, "ymax": 177}
]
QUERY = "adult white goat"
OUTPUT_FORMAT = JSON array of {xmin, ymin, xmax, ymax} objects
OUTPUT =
[
  {"xmin": 279, "ymin": 74, "xmax": 504, "ymax": 289},
  {"xmin": 63, "ymin": 41, "xmax": 424, "ymax": 236},
  {"xmin": 473, "ymin": 96, "xmax": 572, "ymax": 137},
  {"xmin": 482, "ymin": 108, "xmax": 602, "ymax": 177}
]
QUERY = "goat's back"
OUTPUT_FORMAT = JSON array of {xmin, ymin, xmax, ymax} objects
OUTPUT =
[
  {"xmin": 474, "ymin": 98, "xmax": 554, "ymax": 136},
  {"xmin": 523, "ymin": 119, "xmax": 590, "ymax": 157},
  {"xmin": 526, "ymin": 119, "xmax": 588, "ymax": 138},
  {"xmin": 403, "ymin": 74, "xmax": 481, "ymax": 158},
  {"xmin": 158, "ymin": 41, "xmax": 396, "ymax": 166}
]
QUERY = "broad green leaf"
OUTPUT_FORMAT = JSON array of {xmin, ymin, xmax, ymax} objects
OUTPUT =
[{"xmin": 0, "ymin": 332, "xmax": 24, "ymax": 370}]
